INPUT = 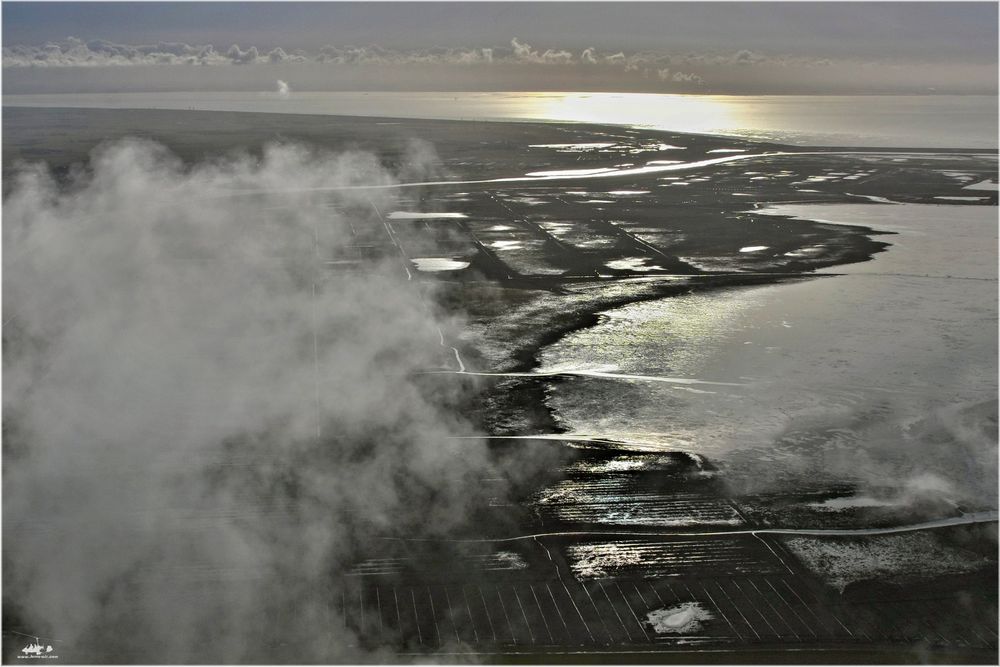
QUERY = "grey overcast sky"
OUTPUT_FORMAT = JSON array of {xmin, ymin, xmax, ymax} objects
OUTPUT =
[{"xmin": 2, "ymin": 2, "xmax": 997, "ymax": 94}]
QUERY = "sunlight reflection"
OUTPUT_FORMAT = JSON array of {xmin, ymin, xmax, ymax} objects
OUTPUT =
[
  {"xmin": 4, "ymin": 91, "xmax": 995, "ymax": 147},
  {"xmin": 527, "ymin": 93, "xmax": 736, "ymax": 135}
]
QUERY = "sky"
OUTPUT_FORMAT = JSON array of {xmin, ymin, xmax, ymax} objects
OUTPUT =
[{"xmin": 2, "ymin": 2, "xmax": 997, "ymax": 95}]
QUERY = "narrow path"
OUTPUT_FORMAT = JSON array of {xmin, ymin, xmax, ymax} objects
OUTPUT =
[{"xmin": 422, "ymin": 369, "xmax": 742, "ymax": 387}]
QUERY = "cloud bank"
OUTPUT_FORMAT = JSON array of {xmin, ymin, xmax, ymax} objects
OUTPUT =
[
  {"xmin": 2, "ymin": 36, "xmax": 784, "ymax": 90},
  {"xmin": 3, "ymin": 36, "xmax": 704, "ymax": 71},
  {"xmin": 2, "ymin": 139, "xmax": 520, "ymax": 662},
  {"xmin": 5, "ymin": 36, "xmax": 994, "ymax": 95}
]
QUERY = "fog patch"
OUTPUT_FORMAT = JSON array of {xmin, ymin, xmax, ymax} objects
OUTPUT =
[{"xmin": 2, "ymin": 139, "xmax": 510, "ymax": 662}]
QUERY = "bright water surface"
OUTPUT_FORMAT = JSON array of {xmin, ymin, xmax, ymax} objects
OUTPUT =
[
  {"xmin": 539, "ymin": 203, "xmax": 998, "ymax": 503},
  {"xmin": 3, "ymin": 92, "xmax": 996, "ymax": 148}
]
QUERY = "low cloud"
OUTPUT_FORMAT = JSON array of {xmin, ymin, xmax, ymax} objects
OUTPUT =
[
  {"xmin": 2, "ymin": 37, "xmax": 304, "ymax": 67},
  {"xmin": 670, "ymin": 71, "xmax": 704, "ymax": 84},
  {"xmin": 509, "ymin": 37, "xmax": 574, "ymax": 65},
  {"xmin": 656, "ymin": 67, "xmax": 704, "ymax": 84},
  {"xmin": 225, "ymin": 43, "xmax": 259, "ymax": 65},
  {"xmin": 4, "ymin": 36, "xmax": 994, "ymax": 95},
  {"xmin": 2, "ymin": 139, "xmax": 527, "ymax": 661},
  {"xmin": 0, "ymin": 35, "xmax": 750, "ymax": 76}
]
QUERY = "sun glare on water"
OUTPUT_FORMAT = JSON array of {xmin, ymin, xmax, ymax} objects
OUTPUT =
[{"xmin": 526, "ymin": 93, "xmax": 736, "ymax": 134}]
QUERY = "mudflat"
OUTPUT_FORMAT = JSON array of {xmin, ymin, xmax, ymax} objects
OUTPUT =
[{"xmin": 3, "ymin": 107, "xmax": 996, "ymax": 663}]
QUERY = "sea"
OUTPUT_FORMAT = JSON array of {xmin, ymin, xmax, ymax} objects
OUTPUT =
[{"xmin": 2, "ymin": 91, "xmax": 997, "ymax": 149}]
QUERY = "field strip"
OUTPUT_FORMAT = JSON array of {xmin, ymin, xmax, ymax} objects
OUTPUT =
[
  {"xmin": 216, "ymin": 150, "xmax": 999, "ymax": 196},
  {"xmin": 378, "ymin": 510, "xmax": 998, "ymax": 543}
]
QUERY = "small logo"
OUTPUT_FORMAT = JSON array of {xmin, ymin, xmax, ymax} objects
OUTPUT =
[{"xmin": 13, "ymin": 633, "xmax": 59, "ymax": 660}]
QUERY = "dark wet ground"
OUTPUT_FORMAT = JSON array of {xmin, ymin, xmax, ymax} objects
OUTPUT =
[
  {"xmin": 3, "ymin": 108, "xmax": 997, "ymax": 663},
  {"xmin": 332, "ymin": 446, "xmax": 996, "ymax": 660}
]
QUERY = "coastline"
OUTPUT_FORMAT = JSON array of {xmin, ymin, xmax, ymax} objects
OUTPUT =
[
  {"xmin": 3, "ymin": 105, "xmax": 996, "ymax": 661},
  {"xmin": 3, "ymin": 91, "xmax": 998, "ymax": 149}
]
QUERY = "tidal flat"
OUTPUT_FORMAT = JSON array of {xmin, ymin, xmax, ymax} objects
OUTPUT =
[{"xmin": 3, "ymin": 107, "xmax": 997, "ymax": 663}]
